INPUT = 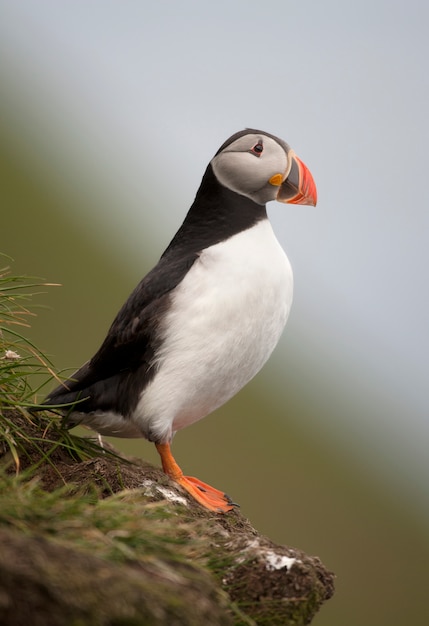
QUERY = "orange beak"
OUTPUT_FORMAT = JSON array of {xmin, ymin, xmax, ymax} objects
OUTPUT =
[{"xmin": 277, "ymin": 153, "xmax": 317, "ymax": 206}]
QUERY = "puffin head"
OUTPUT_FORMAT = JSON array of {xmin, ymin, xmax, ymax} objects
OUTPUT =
[{"xmin": 211, "ymin": 128, "xmax": 317, "ymax": 207}]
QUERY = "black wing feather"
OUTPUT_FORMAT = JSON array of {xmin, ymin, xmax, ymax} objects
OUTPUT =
[{"xmin": 44, "ymin": 250, "xmax": 198, "ymax": 416}]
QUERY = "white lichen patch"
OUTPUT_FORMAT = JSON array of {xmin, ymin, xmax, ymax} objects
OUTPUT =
[
  {"xmin": 265, "ymin": 550, "xmax": 297, "ymax": 571},
  {"xmin": 141, "ymin": 478, "xmax": 188, "ymax": 506},
  {"xmin": 237, "ymin": 538, "xmax": 299, "ymax": 572},
  {"xmin": 155, "ymin": 485, "xmax": 188, "ymax": 506},
  {"xmin": 141, "ymin": 478, "xmax": 154, "ymax": 492}
]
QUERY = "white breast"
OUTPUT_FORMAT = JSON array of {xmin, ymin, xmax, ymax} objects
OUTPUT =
[{"xmin": 135, "ymin": 219, "xmax": 293, "ymax": 443}]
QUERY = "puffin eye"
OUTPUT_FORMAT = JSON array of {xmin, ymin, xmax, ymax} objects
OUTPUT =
[{"xmin": 250, "ymin": 141, "xmax": 264, "ymax": 156}]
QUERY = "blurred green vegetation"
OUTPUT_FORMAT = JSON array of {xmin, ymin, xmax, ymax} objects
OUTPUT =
[{"xmin": 2, "ymin": 116, "xmax": 429, "ymax": 626}]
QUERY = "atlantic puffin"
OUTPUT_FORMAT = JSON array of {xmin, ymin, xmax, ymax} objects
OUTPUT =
[{"xmin": 43, "ymin": 129, "xmax": 317, "ymax": 512}]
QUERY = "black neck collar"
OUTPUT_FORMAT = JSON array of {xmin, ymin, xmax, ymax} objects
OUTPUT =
[{"xmin": 162, "ymin": 164, "xmax": 267, "ymax": 258}]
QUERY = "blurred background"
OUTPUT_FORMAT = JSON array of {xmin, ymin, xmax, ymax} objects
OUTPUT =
[{"xmin": 1, "ymin": 1, "xmax": 428, "ymax": 624}]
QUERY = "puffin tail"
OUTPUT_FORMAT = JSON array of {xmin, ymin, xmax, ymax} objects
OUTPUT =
[{"xmin": 32, "ymin": 361, "xmax": 93, "ymax": 414}]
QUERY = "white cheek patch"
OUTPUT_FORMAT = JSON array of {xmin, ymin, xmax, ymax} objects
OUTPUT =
[
  {"xmin": 211, "ymin": 137, "xmax": 288, "ymax": 203},
  {"xmin": 212, "ymin": 152, "xmax": 259, "ymax": 195}
]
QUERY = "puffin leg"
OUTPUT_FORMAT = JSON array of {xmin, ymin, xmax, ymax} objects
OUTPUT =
[{"xmin": 155, "ymin": 442, "xmax": 236, "ymax": 513}]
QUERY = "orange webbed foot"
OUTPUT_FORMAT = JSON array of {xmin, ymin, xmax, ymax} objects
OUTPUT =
[
  {"xmin": 155, "ymin": 443, "xmax": 238, "ymax": 513},
  {"xmin": 176, "ymin": 474, "xmax": 236, "ymax": 513}
]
